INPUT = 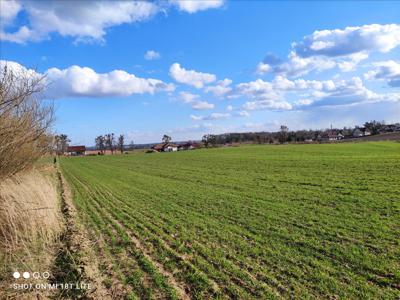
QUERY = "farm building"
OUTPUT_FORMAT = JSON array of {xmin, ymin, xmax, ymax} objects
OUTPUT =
[
  {"xmin": 67, "ymin": 146, "xmax": 86, "ymax": 156},
  {"xmin": 152, "ymin": 143, "xmax": 179, "ymax": 152},
  {"xmin": 320, "ymin": 131, "xmax": 344, "ymax": 141},
  {"xmin": 352, "ymin": 128, "xmax": 363, "ymax": 137},
  {"xmin": 178, "ymin": 142, "xmax": 200, "ymax": 150},
  {"xmin": 364, "ymin": 129, "xmax": 371, "ymax": 136}
]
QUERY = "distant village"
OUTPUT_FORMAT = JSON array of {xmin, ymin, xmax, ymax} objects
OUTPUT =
[
  {"xmin": 57, "ymin": 120, "xmax": 400, "ymax": 156},
  {"xmin": 208, "ymin": 120, "xmax": 400, "ymax": 145}
]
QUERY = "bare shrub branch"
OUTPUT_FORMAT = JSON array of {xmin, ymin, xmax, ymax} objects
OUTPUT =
[{"xmin": 0, "ymin": 63, "xmax": 54, "ymax": 178}]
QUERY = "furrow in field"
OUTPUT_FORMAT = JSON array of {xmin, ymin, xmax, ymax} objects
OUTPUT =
[
  {"xmin": 63, "ymin": 169, "xmax": 147, "ymax": 299},
  {"xmin": 86, "ymin": 181, "xmax": 192, "ymax": 300},
  {"xmin": 84, "ymin": 158, "xmax": 395, "ymax": 254},
  {"xmin": 96, "ymin": 181, "xmax": 364, "ymax": 299},
  {"xmin": 63, "ymin": 168, "xmax": 171, "ymax": 299},
  {"xmin": 73, "ymin": 163, "xmax": 392, "ymax": 298},
  {"xmin": 101, "ymin": 163, "xmax": 398, "ymax": 273},
  {"xmin": 73, "ymin": 171, "xmax": 247, "ymax": 299},
  {"xmin": 67, "ymin": 165, "xmax": 354, "ymax": 298},
  {"xmin": 65, "ymin": 163, "xmax": 277, "ymax": 298},
  {"xmin": 65, "ymin": 169, "xmax": 180, "ymax": 300},
  {"xmin": 78, "ymin": 171, "xmax": 331, "ymax": 298}
]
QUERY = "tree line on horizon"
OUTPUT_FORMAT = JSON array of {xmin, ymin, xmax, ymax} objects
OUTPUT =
[
  {"xmin": 55, "ymin": 119, "xmax": 399, "ymax": 154},
  {"xmin": 201, "ymin": 120, "xmax": 399, "ymax": 146},
  {"xmin": 94, "ymin": 133, "xmax": 130, "ymax": 154}
]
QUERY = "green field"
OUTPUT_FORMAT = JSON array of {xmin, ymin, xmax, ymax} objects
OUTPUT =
[{"xmin": 60, "ymin": 142, "xmax": 400, "ymax": 299}]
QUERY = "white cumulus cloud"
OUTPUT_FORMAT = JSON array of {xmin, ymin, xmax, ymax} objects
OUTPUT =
[
  {"xmin": 204, "ymin": 78, "xmax": 232, "ymax": 97},
  {"xmin": 256, "ymin": 24, "xmax": 400, "ymax": 77},
  {"xmin": 235, "ymin": 110, "xmax": 250, "ymax": 117},
  {"xmin": 294, "ymin": 24, "xmax": 400, "ymax": 58},
  {"xmin": 144, "ymin": 50, "xmax": 161, "ymax": 60},
  {"xmin": 179, "ymin": 92, "xmax": 214, "ymax": 110},
  {"xmin": 179, "ymin": 91, "xmax": 199, "ymax": 103},
  {"xmin": 169, "ymin": 63, "xmax": 216, "ymax": 88},
  {"xmin": 46, "ymin": 66, "xmax": 175, "ymax": 98},
  {"xmin": 364, "ymin": 60, "xmax": 400, "ymax": 87},
  {"xmin": 190, "ymin": 112, "xmax": 230, "ymax": 121},
  {"xmin": 255, "ymin": 62, "xmax": 272, "ymax": 75},
  {"xmin": 0, "ymin": 0, "xmax": 225, "ymax": 43},
  {"xmin": 1, "ymin": 1, "xmax": 159, "ymax": 43},
  {"xmin": 0, "ymin": 0, "xmax": 21, "ymax": 27},
  {"xmin": 234, "ymin": 75, "xmax": 399, "ymax": 112},
  {"xmin": 243, "ymin": 100, "xmax": 293, "ymax": 111},
  {"xmin": 170, "ymin": 0, "xmax": 224, "ymax": 13},
  {"xmin": 192, "ymin": 101, "xmax": 215, "ymax": 110},
  {"xmin": 0, "ymin": 60, "xmax": 175, "ymax": 98}
]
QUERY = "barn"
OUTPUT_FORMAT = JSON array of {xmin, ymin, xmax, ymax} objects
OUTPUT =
[
  {"xmin": 67, "ymin": 146, "xmax": 86, "ymax": 156},
  {"xmin": 178, "ymin": 142, "xmax": 199, "ymax": 150}
]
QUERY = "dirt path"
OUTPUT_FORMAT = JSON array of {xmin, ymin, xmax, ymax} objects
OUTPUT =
[{"xmin": 52, "ymin": 167, "xmax": 111, "ymax": 299}]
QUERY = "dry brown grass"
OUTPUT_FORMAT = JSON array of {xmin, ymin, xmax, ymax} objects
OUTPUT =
[{"xmin": 0, "ymin": 166, "xmax": 63, "ymax": 298}]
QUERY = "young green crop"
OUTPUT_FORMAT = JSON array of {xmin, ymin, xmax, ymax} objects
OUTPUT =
[{"xmin": 60, "ymin": 142, "xmax": 400, "ymax": 299}]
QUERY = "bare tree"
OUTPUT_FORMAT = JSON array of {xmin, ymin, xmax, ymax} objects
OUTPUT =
[
  {"xmin": 279, "ymin": 125, "xmax": 288, "ymax": 144},
  {"xmin": 54, "ymin": 134, "xmax": 70, "ymax": 155},
  {"xmin": 0, "ymin": 63, "xmax": 53, "ymax": 178},
  {"xmin": 117, "ymin": 134, "xmax": 124, "ymax": 153},
  {"xmin": 162, "ymin": 134, "xmax": 171, "ymax": 143},
  {"xmin": 105, "ymin": 133, "xmax": 115, "ymax": 154},
  {"xmin": 95, "ymin": 135, "xmax": 105, "ymax": 154}
]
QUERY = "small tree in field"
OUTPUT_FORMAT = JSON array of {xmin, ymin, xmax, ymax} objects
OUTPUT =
[
  {"xmin": 117, "ymin": 134, "xmax": 124, "ymax": 153},
  {"xmin": 105, "ymin": 133, "xmax": 115, "ymax": 154},
  {"xmin": 202, "ymin": 134, "xmax": 216, "ymax": 148},
  {"xmin": 95, "ymin": 135, "xmax": 105, "ymax": 154},
  {"xmin": 54, "ymin": 134, "xmax": 70, "ymax": 155},
  {"xmin": 279, "ymin": 125, "xmax": 288, "ymax": 144}
]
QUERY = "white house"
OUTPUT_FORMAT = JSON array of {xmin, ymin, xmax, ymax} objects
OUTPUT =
[
  {"xmin": 164, "ymin": 144, "xmax": 178, "ymax": 152},
  {"xmin": 152, "ymin": 142, "xmax": 178, "ymax": 152},
  {"xmin": 364, "ymin": 129, "xmax": 371, "ymax": 136},
  {"xmin": 353, "ymin": 128, "xmax": 363, "ymax": 137}
]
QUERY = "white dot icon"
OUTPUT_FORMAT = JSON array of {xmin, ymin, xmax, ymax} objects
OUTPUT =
[
  {"xmin": 13, "ymin": 272, "xmax": 20, "ymax": 279},
  {"xmin": 23, "ymin": 272, "xmax": 30, "ymax": 279}
]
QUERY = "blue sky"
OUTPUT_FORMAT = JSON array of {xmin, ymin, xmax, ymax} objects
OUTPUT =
[{"xmin": 1, "ymin": 0, "xmax": 399, "ymax": 145}]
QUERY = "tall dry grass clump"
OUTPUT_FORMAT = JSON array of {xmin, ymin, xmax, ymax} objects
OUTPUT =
[
  {"xmin": 0, "ymin": 167, "xmax": 63, "ymax": 296},
  {"xmin": 0, "ymin": 169, "xmax": 62, "ymax": 254}
]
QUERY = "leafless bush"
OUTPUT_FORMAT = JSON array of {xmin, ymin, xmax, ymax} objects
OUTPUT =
[{"xmin": 0, "ymin": 63, "xmax": 54, "ymax": 178}]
